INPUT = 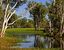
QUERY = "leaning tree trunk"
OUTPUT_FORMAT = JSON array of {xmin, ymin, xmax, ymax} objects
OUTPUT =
[
  {"xmin": 0, "ymin": 22, "xmax": 5, "ymax": 37},
  {"xmin": 0, "ymin": 3, "xmax": 16, "ymax": 37},
  {"xmin": 0, "ymin": 20, "xmax": 8, "ymax": 37}
]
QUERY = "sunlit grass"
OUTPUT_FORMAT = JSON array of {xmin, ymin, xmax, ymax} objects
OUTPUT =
[{"xmin": 6, "ymin": 28, "xmax": 44, "ymax": 37}]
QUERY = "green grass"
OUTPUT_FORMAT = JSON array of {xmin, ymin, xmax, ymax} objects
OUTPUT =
[{"xmin": 6, "ymin": 28, "xmax": 44, "ymax": 37}]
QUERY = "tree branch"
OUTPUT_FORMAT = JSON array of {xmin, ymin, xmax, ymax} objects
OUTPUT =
[
  {"xmin": 8, "ymin": 4, "xmax": 37, "ymax": 26},
  {"xmin": 4, "ymin": 4, "xmax": 9, "ymax": 19},
  {"xmin": 28, "ymin": 4, "xmax": 37, "ymax": 11},
  {"xmin": 7, "ymin": 2, "xmax": 18, "ymax": 18},
  {"xmin": 8, "ymin": 17, "xmax": 22, "ymax": 25},
  {"xmin": 11, "ymin": 2, "xmax": 18, "ymax": 10},
  {"xmin": 7, "ymin": 10, "xmax": 16, "ymax": 21}
]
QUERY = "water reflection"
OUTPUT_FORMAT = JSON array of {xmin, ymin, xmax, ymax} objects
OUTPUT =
[
  {"xmin": 18, "ymin": 35, "xmax": 35, "ymax": 48},
  {"xmin": 12, "ymin": 34, "xmax": 48, "ymax": 48}
]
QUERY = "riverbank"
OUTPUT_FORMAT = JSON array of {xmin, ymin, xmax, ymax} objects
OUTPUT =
[
  {"xmin": 0, "ymin": 28, "xmax": 60, "ymax": 50},
  {"xmin": 0, "ymin": 36, "xmax": 60, "ymax": 50},
  {"xmin": 6, "ymin": 28, "xmax": 44, "ymax": 37}
]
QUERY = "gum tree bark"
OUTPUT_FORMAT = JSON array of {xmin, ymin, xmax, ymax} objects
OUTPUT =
[
  {"xmin": 0, "ymin": 2, "xmax": 17, "ymax": 37},
  {"xmin": 0, "ymin": 2, "xmax": 37, "ymax": 37}
]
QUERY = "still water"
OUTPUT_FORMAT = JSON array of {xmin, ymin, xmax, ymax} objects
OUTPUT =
[{"xmin": 12, "ymin": 34, "xmax": 48, "ymax": 48}]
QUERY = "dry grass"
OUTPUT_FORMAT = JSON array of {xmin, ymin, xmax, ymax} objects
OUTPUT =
[{"xmin": 0, "ymin": 37, "xmax": 20, "ymax": 48}]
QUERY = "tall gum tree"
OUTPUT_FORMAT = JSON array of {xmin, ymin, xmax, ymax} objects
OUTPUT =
[
  {"xmin": 0, "ymin": 0, "xmax": 37, "ymax": 37},
  {"xmin": 28, "ymin": 2, "xmax": 47, "ymax": 31},
  {"xmin": 48, "ymin": 0, "xmax": 64, "ymax": 49}
]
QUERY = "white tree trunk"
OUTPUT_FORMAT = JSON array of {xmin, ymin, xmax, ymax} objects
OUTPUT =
[
  {"xmin": 60, "ymin": 13, "xmax": 64, "ymax": 49},
  {"xmin": 0, "ymin": 2, "xmax": 37, "ymax": 37},
  {"xmin": 0, "ymin": 3, "xmax": 16, "ymax": 37}
]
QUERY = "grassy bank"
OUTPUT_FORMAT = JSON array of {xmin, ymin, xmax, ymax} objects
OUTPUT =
[{"xmin": 6, "ymin": 28, "xmax": 44, "ymax": 37}]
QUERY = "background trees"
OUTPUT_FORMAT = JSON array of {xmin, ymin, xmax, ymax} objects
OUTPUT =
[{"xmin": 0, "ymin": 0, "xmax": 64, "ymax": 49}]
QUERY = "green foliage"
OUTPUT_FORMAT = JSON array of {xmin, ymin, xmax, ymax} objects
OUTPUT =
[
  {"xmin": 29, "ymin": 2, "xmax": 47, "ymax": 30},
  {"xmin": 48, "ymin": 0, "xmax": 63, "ymax": 35},
  {"xmin": 26, "ymin": 19, "xmax": 34, "ymax": 28},
  {"xmin": 9, "ymin": 17, "xmax": 34, "ymax": 28},
  {"xmin": 46, "ymin": 0, "xmax": 64, "ymax": 48}
]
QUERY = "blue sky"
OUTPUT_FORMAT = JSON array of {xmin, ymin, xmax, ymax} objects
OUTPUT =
[{"xmin": 16, "ymin": 0, "xmax": 51, "ymax": 19}]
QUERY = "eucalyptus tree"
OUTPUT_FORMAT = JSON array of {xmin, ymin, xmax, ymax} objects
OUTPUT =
[
  {"xmin": 48, "ymin": 0, "xmax": 64, "ymax": 49},
  {"xmin": 0, "ymin": 0, "xmax": 26, "ymax": 29},
  {"xmin": 28, "ymin": 2, "xmax": 47, "ymax": 30},
  {"xmin": 0, "ymin": 0, "xmax": 37, "ymax": 37}
]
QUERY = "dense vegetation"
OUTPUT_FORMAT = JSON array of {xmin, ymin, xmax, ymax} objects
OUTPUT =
[{"xmin": 0, "ymin": 0, "xmax": 64, "ymax": 50}]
